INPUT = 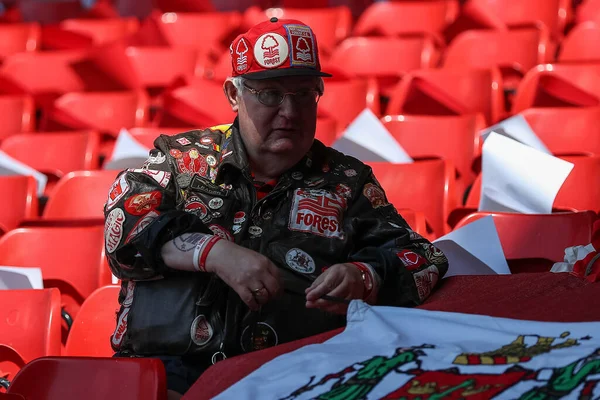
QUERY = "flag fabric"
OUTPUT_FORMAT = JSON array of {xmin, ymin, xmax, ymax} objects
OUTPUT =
[{"xmin": 216, "ymin": 301, "xmax": 600, "ymax": 400}]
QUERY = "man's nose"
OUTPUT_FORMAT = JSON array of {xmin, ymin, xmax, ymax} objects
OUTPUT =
[{"xmin": 278, "ymin": 94, "xmax": 300, "ymax": 119}]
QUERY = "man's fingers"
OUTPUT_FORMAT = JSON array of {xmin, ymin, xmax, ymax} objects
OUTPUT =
[
  {"xmin": 240, "ymin": 287, "xmax": 260, "ymax": 311},
  {"xmin": 261, "ymin": 274, "xmax": 281, "ymax": 299}
]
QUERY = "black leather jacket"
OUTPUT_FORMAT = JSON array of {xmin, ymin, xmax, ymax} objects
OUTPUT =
[{"xmin": 104, "ymin": 120, "xmax": 449, "ymax": 360}]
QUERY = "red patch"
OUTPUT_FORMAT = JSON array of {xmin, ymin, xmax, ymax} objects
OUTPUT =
[
  {"xmin": 125, "ymin": 210, "xmax": 160, "ymax": 243},
  {"xmin": 284, "ymin": 24, "xmax": 316, "ymax": 68},
  {"xmin": 288, "ymin": 189, "xmax": 346, "ymax": 239},
  {"xmin": 234, "ymin": 37, "xmax": 251, "ymax": 74},
  {"xmin": 363, "ymin": 183, "xmax": 387, "ymax": 208},
  {"xmin": 200, "ymin": 136, "xmax": 213, "ymax": 145},
  {"xmin": 413, "ymin": 265, "xmax": 439, "ymax": 301},
  {"xmin": 170, "ymin": 149, "xmax": 182, "ymax": 159},
  {"xmin": 396, "ymin": 250, "xmax": 428, "ymax": 271},
  {"xmin": 124, "ymin": 191, "xmax": 162, "ymax": 216},
  {"xmin": 176, "ymin": 148, "xmax": 209, "ymax": 177},
  {"xmin": 184, "ymin": 196, "xmax": 208, "ymax": 220},
  {"xmin": 111, "ymin": 307, "xmax": 129, "ymax": 349}
]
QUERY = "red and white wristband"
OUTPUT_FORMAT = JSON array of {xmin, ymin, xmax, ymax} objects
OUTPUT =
[
  {"xmin": 350, "ymin": 262, "xmax": 380, "ymax": 301},
  {"xmin": 192, "ymin": 235, "xmax": 222, "ymax": 272}
]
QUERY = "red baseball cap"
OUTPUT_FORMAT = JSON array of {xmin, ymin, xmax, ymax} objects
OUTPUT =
[{"xmin": 229, "ymin": 17, "xmax": 332, "ymax": 80}]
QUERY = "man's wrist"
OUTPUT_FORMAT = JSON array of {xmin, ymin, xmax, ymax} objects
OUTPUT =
[
  {"xmin": 192, "ymin": 235, "xmax": 222, "ymax": 272},
  {"xmin": 349, "ymin": 262, "xmax": 379, "ymax": 301}
]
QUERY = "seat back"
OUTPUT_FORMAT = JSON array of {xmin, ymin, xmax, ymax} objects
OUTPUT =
[
  {"xmin": 0, "ymin": 176, "xmax": 38, "ymax": 235},
  {"xmin": 314, "ymin": 117, "xmax": 337, "ymax": 147},
  {"xmin": 388, "ymin": 67, "xmax": 505, "ymax": 124},
  {"xmin": 7, "ymin": 357, "xmax": 168, "ymax": 400},
  {"xmin": 59, "ymin": 18, "xmax": 139, "ymax": 45},
  {"xmin": 0, "ymin": 23, "xmax": 40, "ymax": 58},
  {"xmin": 0, "ymin": 95, "xmax": 34, "ymax": 141},
  {"xmin": 559, "ymin": 22, "xmax": 600, "ymax": 63},
  {"xmin": 0, "ymin": 288, "xmax": 61, "ymax": 382},
  {"xmin": 367, "ymin": 159, "xmax": 457, "ymax": 238},
  {"xmin": 125, "ymin": 46, "xmax": 200, "ymax": 88},
  {"xmin": 65, "ymin": 285, "xmax": 120, "ymax": 357},
  {"xmin": 43, "ymin": 170, "xmax": 119, "ymax": 220},
  {"xmin": 318, "ymin": 78, "xmax": 380, "ymax": 130},
  {"xmin": 128, "ymin": 127, "xmax": 185, "ymax": 149}
]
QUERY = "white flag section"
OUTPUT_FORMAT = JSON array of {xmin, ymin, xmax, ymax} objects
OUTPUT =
[
  {"xmin": 480, "ymin": 133, "xmax": 574, "ymax": 214},
  {"xmin": 217, "ymin": 302, "xmax": 600, "ymax": 400},
  {"xmin": 104, "ymin": 128, "xmax": 151, "ymax": 170},
  {"xmin": 433, "ymin": 216, "xmax": 510, "ymax": 277},
  {"xmin": 480, "ymin": 114, "xmax": 551, "ymax": 154},
  {"xmin": 0, "ymin": 267, "xmax": 43, "ymax": 289},
  {"xmin": 332, "ymin": 109, "xmax": 413, "ymax": 163},
  {"xmin": 0, "ymin": 150, "xmax": 47, "ymax": 196}
]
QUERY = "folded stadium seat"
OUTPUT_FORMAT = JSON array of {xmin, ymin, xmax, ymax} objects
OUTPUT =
[
  {"xmin": 0, "ymin": 226, "xmax": 111, "ymax": 343},
  {"xmin": 511, "ymin": 63, "xmax": 600, "ymax": 113},
  {"xmin": 64, "ymin": 285, "xmax": 119, "ymax": 357},
  {"xmin": 42, "ymin": 170, "xmax": 119, "ymax": 220},
  {"xmin": 453, "ymin": 211, "xmax": 596, "ymax": 273},
  {"xmin": 387, "ymin": 67, "xmax": 505, "ymax": 125},
  {"xmin": 521, "ymin": 106, "xmax": 600, "ymax": 155},
  {"xmin": 576, "ymin": 0, "xmax": 600, "ymax": 24},
  {"xmin": 158, "ymin": 78, "xmax": 237, "ymax": 128},
  {"xmin": 0, "ymin": 132, "xmax": 101, "ymax": 185},
  {"xmin": 382, "ymin": 114, "xmax": 486, "ymax": 202},
  {"xmin": 367, "ymin": 159, "xmax": 458, "ymax": 238},
  {"xmin": 0, "ymin": 289, "xmax": 61, "ymax": 384},
  {"xmin": 443, "ymin": 27, "xmax": 554, "ymax": 93},
  {"xmin": 318, "ymin": 78, "xmax": 380, "ymax": 131},
  {"xmin": 328, "ymin": 37, "xmax": 440, "ymax": 98},
  {"xmin": 0, "ymin": 176, "xmax": 38, "ymax": 236},
  {"xmin": 40, "ymin": 91, "xmax": 149, "ymax": 137},
  {"xmin": 7, "ymin": 357, "xmax": 168, "ymax": 400},
  {"xmin": 467, "ymin": 0, "xmax": 571, "ymax": 41},
  {"xmin": 242, "ymin": 6, "xmax": 352, "ymax": 58},
  {"xmin": 56, "ymin": 17, "xmax": 140, "ymax": 46},
  {"xmin": 0, "ymin": 95, "xmax": 34, "ymax": 142},
  {"xmin": 353, "ymin": 1, "xmax": 460, "ymax": 44},
  {"xmin": 0, "ymin": 23, "xmax": 40, "ymax": 59},
  {"xmin": 559, "ymin": 22, "xmax": 600, "ymax": 63}
]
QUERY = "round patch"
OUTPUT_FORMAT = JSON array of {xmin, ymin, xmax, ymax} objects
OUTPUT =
[
  {"xmin": 344, "ymin": 169, "xmax": 357, "ymax": 177},
  {"xmin": 248, "ymin": 226, "xmax": 262, "ymax": 237},
  {"xmin": 189, "ymin": 148, "xmax": 200, "ymax": 159},
  {"xmin": 124, "ymin": 191, "xmax": 162, "ymax": 216},
  {"xmin": 170, "ymin": 149, "xmax": 182, "ymax": 159},
  {"xmin": 176, "ymin": 173, "xmax": 192, "ymax": 188},
  {"xmin": 335, "ymin": 183, "xmax": 352, "ymax": 199},
  {"xmin": 363, "ymin": 183, "xmax": 387, "ymax": 208},
  {"xmin": 253, "ymin": 32, "xmax": 289, "ymax": 69},
  {"xmin": 285, "ymin": 248, "xmax": 316, "ymax": 274},
  {"xmin": 291, "ymin": 171, "xmax": 303, "ymax": 180},
  {"xmin": 209, "ymin": 224, "xmax": 234, "ymax": 241},
  {"xmin": 200, "ymin": 136, "xmax": 213, "ymax": 145},
  {"xmin": 190, "ymin": 315, "xmax": 213, "ymax": 346},
  {"xmin": 240, "ymin": 322, "xmax": 278, "ymax": 352},
  {"xmin": 206, "ymin": 155, "xmax": 217, "ymax": 167},
  {"xmin": 208, "ymin": 197, "xmax": 224, "ymax": 210},
  {"xmin": 184, "ymin": 196, "xmax": 208, "ymax": 220},
  {"xmin": 234, "ymin": 211, "xmax": 246, "ymax": 224},
  {"xmin": 105, "ymin": 208, "xmax": 125, "ymax": 253}
]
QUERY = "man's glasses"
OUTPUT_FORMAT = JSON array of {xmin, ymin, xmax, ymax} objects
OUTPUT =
[{"xmin": 242, "ymin": 83, "xmax": 322, "ymax": 107}]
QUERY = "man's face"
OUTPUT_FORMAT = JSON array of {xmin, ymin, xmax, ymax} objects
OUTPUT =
[{"xmin": 234, "ymin": 76, "xmax": 320, "ymax": 163}]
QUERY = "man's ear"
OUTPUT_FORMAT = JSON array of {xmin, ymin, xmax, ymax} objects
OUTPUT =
[{"xmin": 223, "ymin": 80, "xmax": 240, "ymax": 112}]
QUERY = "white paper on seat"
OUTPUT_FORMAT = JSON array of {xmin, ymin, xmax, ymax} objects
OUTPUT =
[
  {"xmin": 0, "ymin": 150, "xmax": 47, "ymax": 196},
  {"xmin": 480, "ymin": 114, "xmax": 551, "ymax": 154},
  {"xmin": 433, "ymin": 215, "xmax": 510, "ymax": 277},
  {"xmin": 480, "ymin": 133, "xmax": 574, "ymax": 214},
  {"xmin": 332, "ymin": 109, "xmax": 413, "ymax": 163},
  {"xmin": 0, "ymin": 266, "xmax": 43, "ymax": 289},
  {"xmin": 104, "ymin": 128, "xmax": 151, "ymax": 170}
]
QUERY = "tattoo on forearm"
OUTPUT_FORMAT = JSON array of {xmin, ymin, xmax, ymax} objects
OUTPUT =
[{"xmin": 173, "ymin": 233, "xmax": 209, "ymax": 252}]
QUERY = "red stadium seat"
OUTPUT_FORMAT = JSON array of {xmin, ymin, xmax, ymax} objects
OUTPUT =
[
  {"xmin": 64, "ymin": 285, "xmax": 119, "ymax": 357},
  {"xmin": 7, "ymin": 357, "xmax": 168, "ymax": 400},
  {"xmin": 158, "ymin": 79, "xmax": 236, "ymax": 128},
  {"xmin": 368, "ymin": 159, "xmax": 458, "ymax": 238},
  {"xmin": 43, "ymin": 170, "xmax": 119, "ymax": 220},
  {"xmin": 314, "ymin": 117, "xmax": 337, "ymax": 147},
  {"xmin": 353, "ymin": 1, "xmax": 460, "ymax": 42},
  {"xmin": 328, "ymin": 37, "xmax": 440, "ymax": 96},
  {"xmin": 0, "ymin": 176, "xmax": 38, "ymax": 235},
  {"xmin": 512, "ymin": 63, "xmax": 600, "ymax": 113},
  {"xmin": 382, "ymin": 114, "xmax": 486, "ymax": 199},
  {"xmin": 0, "ymin": 23, "xmax": 40, "ymax": 59},
  {"xmin": 17, "ymin": 0, "xmax": 118, "ymax": 24},
  {"xmin": 41, "ymin": 91, "xmax": 149, "ymax": 136},
  {"xmin": 559, "ymin": 22, "xmax": 600, "ymax": 63},
  {"xmin": 0, "ymin": 226, "xmax": 111, "ymax": 341},
  {"xmin": 521, "ymin": 107, "xmax": 600, "ymax": 156},
  {"xmin": 155, "ymin": 0, "xmax": 214, "ymax": 12},
  {"xmin": 318, "ymin": 79, "xmax": 380, "ymax": 130},
  {"xmin": 454, "ymin": 211, "xmax": 596, "ymax": 272},
  {"xmin": 387, "ymin": 68, "xmax": 505, "ymax": 124},
  {"xmin": 243, "ymin": 6, "xmax": 352, "ymax": 58},
  {"xmin": 128, "ymin": 127, "xmax": 187, "ymax": 148},
  {"xmin": 57, "ymin": 17, "xmax": 139, "ymax": 45},
  {"xmin": 125, "ymin": 47, "xmax": 201, "ymax": 89},
  {"xmin": 206, "ymin": 49, "xmax": 233, "ymax": 81},
  {"xmin": 0, "ymin": 95, "xmax": 34, "ymax": 142},
  {"xmin": 443, "ymin": 28, "xmax": 553, "ymax": 91},
  {"xmin": 397, "ymin": 209, "xmax": 429, "ymax": 238},
  {"xmin": 467, "ymin": 0, "xmax": 571, "ymax": 40},
  {"xmin": 1, "ymin": 132, "xmax": 101, "ymax": 181},
  {"xmin": 576, "ymin": 0, "xmax": 600, "ymax": 25},
  {"xmin": 0, "ymin": 289, "xmax": 61, "ymax": 383}
]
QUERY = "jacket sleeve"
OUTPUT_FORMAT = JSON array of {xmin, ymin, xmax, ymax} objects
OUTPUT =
[
  {"xmin": 345, "ymin": 167, "xmax": 449, "ymax": 307},
  {"xmin": 103, "ymin": 147, "xmax": 209, "ymax": 281}
]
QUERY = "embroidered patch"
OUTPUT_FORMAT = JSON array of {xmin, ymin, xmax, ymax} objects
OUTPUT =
[
  {"xmin": 413, "ymin": 265, "xmax": 439, "ymax": 301},
  {"xmin": 122, "ymin": 281, "xmax": 135, "ymax": 307},
  {"xmin": 124, "ymin": 191, "xmax": 162, "ymax": 216},
  {"xmin": 143, "ymin": 151, "xmax": 166, "ymax": 166},
  {"xmin": 170, "ymin": 149, "xmax": 182, "ymax": 159},
  {"xmin": 253, "ymin": 32, "xmax": 289, "ymax": 69},
  {"xmin": 176, "ymin": 148, "xmax": 209, "ymax": 177},
  {"xmin": 240, "ymin": 321, "xmax": 278, "ymax": 352},
  {"xmin": 335, "ymin": 183, "xmax": 352, "ymax": 199},
  {"xmin": 190, "ymin": 315, "xmax": 213, "ymax": 346},
  {"xmin": 111, "ymin": 307, "xmax": 129, "ymax": 348},
  {"xmin": 235, "ymin": 37, "xmax": 251, "ymax": 74},
  {"xmin": 284, "ymin": 24, "xmax": 317, "ymax": 68},
  {"xmin": 285, "ymin": 248, "xmax": 316, "ymax": 274},
  {"xmin": 288, "ymin": 189, "xmax": 346, "ymax": 239},
  {"xmin": 420, "ymin": 243, "xmax": 448, "ymax": 265},
  {"xmin": 396, "ymin": 250, "xmax": 428, "ymax": 271},
  {"xmin": 184, "ymin": 196, "xmax": 209, "ymax": 221},
  {"xmin": 105, "ymin": 208, "xmax": 125, "ymax": 253},
  {"xmin": 125, "ymin": 210, "xmax": 159, "ymax": 243},
  {"xmin": 176, "ymin": 137, "xmax": 191, "ymax": 146},
  {"xmin": 106, "ymin": 174, "xmax": 130, "ymax": 210},
  {"xmin": 363, "ymin": 183, "xmax": 388, "ymax": 208}
]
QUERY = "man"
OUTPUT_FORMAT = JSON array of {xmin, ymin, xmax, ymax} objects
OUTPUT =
[{"xmin": 104, "ymin": 17, "xmax": 449, "ymax": 397}]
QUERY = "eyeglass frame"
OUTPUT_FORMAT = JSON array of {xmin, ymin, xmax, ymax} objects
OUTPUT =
[{"xmin": 241, "ymin": 82, "xmax": 323, "ymax": 107}]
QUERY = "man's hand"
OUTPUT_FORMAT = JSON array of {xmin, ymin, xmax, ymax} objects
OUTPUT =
[
  {"xmin": 305, "ymin": 263, "xmax": 365, "ymax": 314},
  {"xmin": 205, "ymin": 240, "xmax": 283, "ymax": 311}
]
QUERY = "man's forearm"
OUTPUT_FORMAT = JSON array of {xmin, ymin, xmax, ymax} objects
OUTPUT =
[{"xmin": 161, "ymin": 232, "xmax": 228, "ymax": 273}]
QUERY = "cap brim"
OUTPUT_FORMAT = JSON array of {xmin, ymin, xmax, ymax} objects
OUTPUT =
[{"xmin": 242, "ymin": 68, "xmax": 332, "ymax": 80}]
